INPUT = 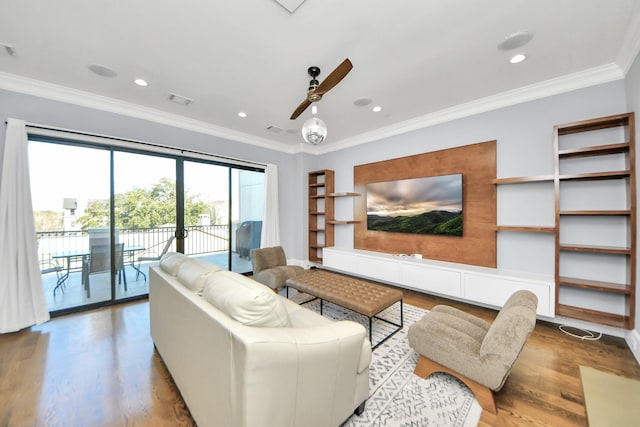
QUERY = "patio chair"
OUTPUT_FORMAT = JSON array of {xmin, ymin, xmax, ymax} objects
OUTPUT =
[
  {"xmin": 82, "ymin": 243, "xmax": 127, "ymax": 298},
  {"xmin": 136, "ymin": 235, "xmax": 175, "ymax": 280},
  {"xmin": 42, "ymin": 260, "xmax": 65, "ymax": 296}
]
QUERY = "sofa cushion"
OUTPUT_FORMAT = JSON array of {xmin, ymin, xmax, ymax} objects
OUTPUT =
[
  {"xmin": 159, "ymin": 252, "xmax": 189, "ymax": 276},
  {"xmin": 177, "ymin": 259, "xmax": 225, "ymax": 294},
  {"xmin": 202, "ymin": 271, "xmax": 292, "ymax": 328}
]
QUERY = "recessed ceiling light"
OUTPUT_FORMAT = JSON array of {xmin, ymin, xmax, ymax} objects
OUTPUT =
[
  {"xmin": 238, "ymin": 111, "xmax": 247, "ymax": 118},
  {"xmin": 88, "ymin": 64, "xmax": 117, "ymax": 78},
  {"xmin": 509, "ymin": 54, "xmax": 527, "ymax": 64},
  {"xmin": 372, "ymin": 106, "xmax": 383, "ymax": 113},
  {"xmin": 134, "ymin": 78, "xmax": 148, "ymax": 87}
]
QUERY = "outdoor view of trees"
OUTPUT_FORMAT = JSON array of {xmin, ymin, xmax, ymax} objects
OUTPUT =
[
  {"xmin": 76, "ymin": 178, "xmax": 221, "ymax": 230},
  {"xmin": 32, "ymin": 179, "xmax": 223, "ymax": 232}
]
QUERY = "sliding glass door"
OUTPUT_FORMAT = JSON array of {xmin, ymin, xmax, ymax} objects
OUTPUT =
[
  {"xmin": 113, "ymin": 151, "xmax": 177, "ymax": 300},
  {"xmin": 30, "ymin": 137, "xmax": 264, "ymax": 314},
  {"xmin": 183, "ymin": 161, "xmax": 264, "ymax": 274},
  {"xmin": 29, "ymin": 141, "xmax": 113, "ymax": 311}
]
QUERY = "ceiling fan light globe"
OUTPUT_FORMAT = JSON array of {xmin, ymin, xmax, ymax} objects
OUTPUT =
[{"xmin": 302, "ymin": 117, "xmax": 327, "ymax": 145}]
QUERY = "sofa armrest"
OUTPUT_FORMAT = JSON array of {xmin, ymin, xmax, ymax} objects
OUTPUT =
[{"xmin": 231, "ymin": 321, "xmax": 370, "ymax": 427}]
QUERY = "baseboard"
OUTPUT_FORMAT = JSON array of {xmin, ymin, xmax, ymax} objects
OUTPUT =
[{"xmin": 626, "ymin": 329, "xmax": 640, "ymax": 365}]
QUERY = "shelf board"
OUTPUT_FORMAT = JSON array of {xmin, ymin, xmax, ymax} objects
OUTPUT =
[
  {"xmin": 327, "ymin": 192, "xmax": 361, "ymax": 197},
  {"xmin": 559, "ymin": 244, "xmax": 631, "ymax": 255},
  {"xmin": 309, "ymin": 211, "xmax": 325, "ymax": 215},
  {"xmin": 492, "ymin": 175, "xmax": 554, "ymax": 184},
  {"xmin": 309, "ymin": 183, "xmax": 325, "ymax": 188},
  {"xmin": 556, "ymin": 114, "xmax": 631, "ymax": 136},
  {"xmin": 559, "ymin": 170, "xmax": 631, "ymax": 181},
  {"xmin": 309, "ymin": 244, "xmax": 326, "ymax": 249},
  {"xmin": 558, "ymin": 142, "xmax": 630, "ymax": 158},
  {"xmin": 559, "ymin": 276, "xmax": 631, "ymax": 294},
  {"xmin": 327, "ymin": 220, "xmax": 360, "ymax": 225},
  {"xmin": 309, "ymin": 195, "xmax": 325, "ymax": 199},
  {"xmin": 496, "ymin": 226, "xmax": 556, "ymax": 233},
  {"xmin": 560, "ymin": 210, "xmax": 631, "ymax": 216},
  {"xmin": 556, "ymin": 304, "xmax": 630, "ymax": 329},
  {"xmin": 308, "ymin": 228, "xmax": 324, "ymax": 232}
]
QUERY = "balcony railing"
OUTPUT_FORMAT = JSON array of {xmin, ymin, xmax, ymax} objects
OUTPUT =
[{"xmin": 36, "ymin": 224, "xmax": 233, "ymax": 271}]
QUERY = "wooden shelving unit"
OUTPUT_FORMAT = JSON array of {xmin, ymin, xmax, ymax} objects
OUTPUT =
[
  {"xmin": 494, "ymin": 112, "xmax": 636, "ymax": 329},
  {"xmin": 554, "ymin": 112, "xmax": 636, "ymax": 329},
  {"xmin": 308, "ymin": 170, "xmax": 334, "ymax": 264},
  {"xmin": 308, "ymin": 170, "xmax": 361, "ymax": 264}
]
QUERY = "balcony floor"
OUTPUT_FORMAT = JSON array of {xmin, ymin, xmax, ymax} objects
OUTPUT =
[{"xmin": 41, "ymin": 251, "xmax": 252, "ymax": 312}]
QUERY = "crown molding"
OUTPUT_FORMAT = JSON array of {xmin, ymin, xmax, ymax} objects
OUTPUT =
[
  {"xmin": 316, "ymin": 63, "xmax": 625, "ymax": 155},
  {"xmin": 618, "ymin": 1, "xmax": 640, "ymax": 75},
  {"xmin": 0, "ymin": 72, "xmax": 299, "ymax": 155},
  {"xmin": 0, "ymin": 59, "xmax": 630, "ymax": 157}
]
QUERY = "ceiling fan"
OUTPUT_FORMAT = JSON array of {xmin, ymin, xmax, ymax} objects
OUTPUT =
[{"xmin": 290, "ymin": 58, "xmax": 353, "ymax": 120}]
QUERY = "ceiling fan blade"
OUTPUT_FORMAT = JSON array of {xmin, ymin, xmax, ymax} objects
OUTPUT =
[
  {"xmin": 313, "ymin": 58, "xmax": 353, "ymax": 96},
  {"xmin": 290, "ymin": 98, "xmax": 312, "ymax": 120}
]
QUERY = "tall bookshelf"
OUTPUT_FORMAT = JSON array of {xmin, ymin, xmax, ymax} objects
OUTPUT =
[
  {"xmin": 308, "ymin": 169, "xmax": 360, "ymax": 264},
  {"xmin": 554, "ymin": 113, "xmax": 636, "ymax": 329}
]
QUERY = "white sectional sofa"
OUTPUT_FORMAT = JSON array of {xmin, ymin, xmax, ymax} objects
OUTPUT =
[{"xmin": 149, "ymin": 252, "xmax": 371, "ymax": 427}]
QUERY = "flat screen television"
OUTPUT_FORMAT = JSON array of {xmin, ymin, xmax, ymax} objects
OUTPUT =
[{"xmin": 366, "ymin": 173, "xmax": 463, "ymax": 236}]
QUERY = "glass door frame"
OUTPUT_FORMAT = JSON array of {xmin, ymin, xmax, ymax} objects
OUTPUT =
[{"xmin": 31, "ymin": 135, "xmax": 264, "ymax": 317}]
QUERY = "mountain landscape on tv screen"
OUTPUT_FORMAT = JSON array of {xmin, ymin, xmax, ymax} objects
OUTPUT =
[{"xmin": 367, "ymin": 210, "xmax": 462, "ymax": 236}]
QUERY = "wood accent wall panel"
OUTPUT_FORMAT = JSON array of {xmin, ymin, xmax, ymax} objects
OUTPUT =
[{"xmin": 354, "ymin": 141, "xmax": 497, "ymax": 268}]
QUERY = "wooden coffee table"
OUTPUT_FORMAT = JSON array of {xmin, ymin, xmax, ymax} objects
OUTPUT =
[{"xmin": 286, "ymin": 269, "xmax": 403, "ymax": 349}]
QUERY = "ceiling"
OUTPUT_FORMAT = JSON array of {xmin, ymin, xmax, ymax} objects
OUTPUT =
[{"xmin": 1, "ymin": 0, "xmax": 640, "ymax": 153}]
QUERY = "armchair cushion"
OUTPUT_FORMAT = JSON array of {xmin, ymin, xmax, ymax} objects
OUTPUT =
[
  {"xmin": 251, "ymin": 246, "xmax": 287, "ymax": 274},
  {"xmin": 202, "ymin": 271, "xmax": 292, "ymax": 328},
  {"xmin": 251, "ymin": 246, "xmax": 305, "ymax": 291}
]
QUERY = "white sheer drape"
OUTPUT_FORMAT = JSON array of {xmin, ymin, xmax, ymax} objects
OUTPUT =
[
  {"xmin": 261, "ymin": 164, "xmax": 280, "ymax": 247},
  {"xmin": 0, "ymin": 119, "xmax": 49, "ymax": 333}
]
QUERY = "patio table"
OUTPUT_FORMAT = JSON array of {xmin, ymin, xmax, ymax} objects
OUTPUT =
[{"xmin": 52, "ymin": 246, "xmax": 145, "ymax": 296}]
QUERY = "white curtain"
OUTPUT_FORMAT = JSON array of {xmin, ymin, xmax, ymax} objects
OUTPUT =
[
  {"xmin": 261, "ymin": 163, "xmax": 280, "ymax": 247},
  {"xmin": 0, "ymin": 119, "xmax": 49, "ymax": 333}
]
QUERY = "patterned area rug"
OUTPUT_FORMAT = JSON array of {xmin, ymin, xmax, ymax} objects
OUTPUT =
[{"xmin": 284, "ymin": 290, "xmax": 482, "ymax": 427}]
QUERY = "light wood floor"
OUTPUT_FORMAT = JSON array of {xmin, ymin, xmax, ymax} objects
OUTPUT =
[{"xmin": 1, "ymin": 290, "xmax": 639, "ymax": 426}]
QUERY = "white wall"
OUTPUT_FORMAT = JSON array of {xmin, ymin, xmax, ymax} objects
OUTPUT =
[
  {"xmin": 311, "ymin": 80, "xmax": 628, "ymax": 275},
  {"xmin": 0, "ymin": 89, "xmax": 305, "ymax": 259},
  {"xmin": 625, "ymin": 51, "xmax": 640, "ymax": 336}
]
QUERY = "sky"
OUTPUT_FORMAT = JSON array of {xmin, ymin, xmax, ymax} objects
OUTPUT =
[
  {"xmin": 28, "ymin": 141, "xmax": 230, "ymax": 212},
  {"xmin": 366, "ymin": 174, "xmax": 462, "ymax": 217}
]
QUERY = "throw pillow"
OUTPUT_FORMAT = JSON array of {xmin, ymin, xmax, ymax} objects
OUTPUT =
[
  {"xmin": 202, "ymin": 271, "xmax": 292, "ymax": 328},
  {"xmin": 176, "ymin": 259, "xmax": 225, "ymax": 295},
  {"xmin": 159, "ymin": 252, "xmax": 189, "ymax": 276}
]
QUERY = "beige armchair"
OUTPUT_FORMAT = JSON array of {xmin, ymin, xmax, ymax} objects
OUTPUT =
[
  {"xmin": 251, "ymin": 246, "xmax": 305, "ymax": 291},
  {"xmin": 408, "ymin": 290, "xmax": 537, "ymax": 414}
]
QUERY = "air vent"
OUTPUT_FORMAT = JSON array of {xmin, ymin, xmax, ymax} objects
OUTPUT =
[
  {"xmin": 266, "ymin": 125, "xmax": 283, "ymax": 133},
  {"xmin": 168, "ymin": 93, "xmax": 193, "ymax": 106}
]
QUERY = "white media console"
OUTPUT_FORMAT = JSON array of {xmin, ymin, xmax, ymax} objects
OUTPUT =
[{"xmin": 322, "ymin": 247, "xmax": 555, "ymax": 318}]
